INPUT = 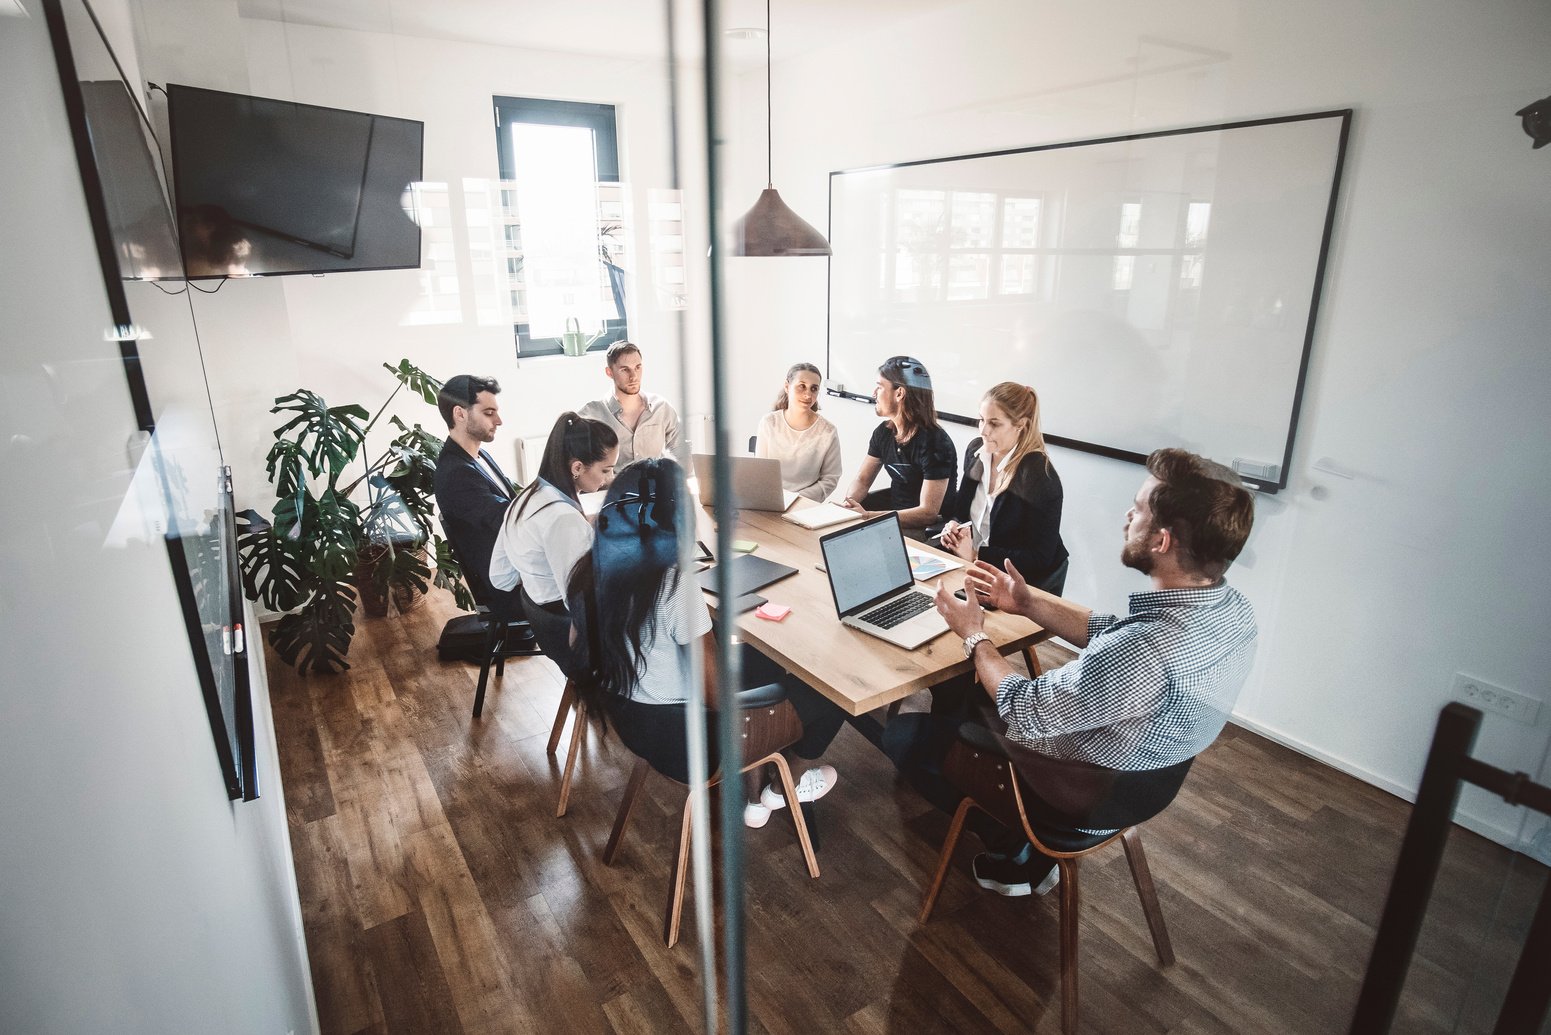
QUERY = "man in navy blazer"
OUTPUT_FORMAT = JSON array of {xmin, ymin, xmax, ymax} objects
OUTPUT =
[{"xmin": 432, "ymin": 374, "xmax": 522, "ymax": 618}]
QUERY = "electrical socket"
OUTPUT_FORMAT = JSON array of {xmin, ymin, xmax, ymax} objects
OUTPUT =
[{"xmin": 1452, "ymin": 673, "xmax": 1541, "ymax": 726}]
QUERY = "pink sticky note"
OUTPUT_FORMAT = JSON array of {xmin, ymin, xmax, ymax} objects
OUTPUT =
[{"xmin": 755, "ymin": 603, "xmax": 791, "ymax": 622}]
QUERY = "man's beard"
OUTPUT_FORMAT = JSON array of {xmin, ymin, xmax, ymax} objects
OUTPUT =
[{"xmin": 1121, "ymin": 536, "xmax": 1153, "ymax": 575}]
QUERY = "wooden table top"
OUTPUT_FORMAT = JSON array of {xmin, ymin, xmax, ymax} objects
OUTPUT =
[{"xmin": 697, "ymin": 501, "xmax": 1048, "ymax": 716}]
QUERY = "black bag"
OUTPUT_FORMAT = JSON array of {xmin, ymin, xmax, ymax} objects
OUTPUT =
[{"xmin": 436, "ymin": 614, "xmax": 538, "ymax": 664}]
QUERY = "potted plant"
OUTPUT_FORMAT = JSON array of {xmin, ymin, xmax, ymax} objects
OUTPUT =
[{"xmin": 237, "ymin": 359, "xmax": 476, "ymax": 673}]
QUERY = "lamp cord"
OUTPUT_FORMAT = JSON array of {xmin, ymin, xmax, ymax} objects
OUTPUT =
[{"xmin": 765, "ymin": 0, "xmax": 773, "ymax": 187}]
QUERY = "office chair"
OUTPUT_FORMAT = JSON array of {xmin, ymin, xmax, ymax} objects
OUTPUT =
[
  {"xmin": 601, "ymin": 682, "xmax": 821, "ymax": 947},
  {"xmin": 918, "ymin": 723, "xmax": 1193, "ymax": 1035},
  {"xmin": 1349, "ymin": 703, "xmax": 1550, "ymax": 1034}
]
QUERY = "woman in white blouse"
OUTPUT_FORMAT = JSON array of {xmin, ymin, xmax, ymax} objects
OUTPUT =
[{"xmin": 753, "ymin": 362, "xmax": 843, "ymax": 502}]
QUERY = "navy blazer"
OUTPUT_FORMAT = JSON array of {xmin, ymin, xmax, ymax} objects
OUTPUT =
[
  {"xmin": 433, "ymin": 438, "xmax": 521, "ymax": 614},
  {"xmin": 950, "ymin": 437, "xmax": 1068, "ymax": 585}
]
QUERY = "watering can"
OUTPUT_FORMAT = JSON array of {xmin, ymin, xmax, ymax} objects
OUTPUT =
[{"xmin": 561, "ymin": 317, "xmax": 609, "ymax": 357}]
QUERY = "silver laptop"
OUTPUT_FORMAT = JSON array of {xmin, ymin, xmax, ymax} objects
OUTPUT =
[
  {"xmin": 819, "ymin": 513, "xmax": 951, "ymax": 649},
  {"xmin": 691, "ymin": 453, "xmax": 797, "ymax": 512}
]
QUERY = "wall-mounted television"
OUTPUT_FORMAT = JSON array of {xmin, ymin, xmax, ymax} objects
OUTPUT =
[{"xmin": 167, "ymin": 84, "xmax": 424, "ymax": 279}]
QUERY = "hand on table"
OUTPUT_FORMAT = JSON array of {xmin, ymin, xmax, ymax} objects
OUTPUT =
[
  {"xmin": 938, "ymin": 520, "xmax": 975, "ymax": 562},
  {"xmin": 839, "ymin": 496, "xmax": 870, "ymax": 516},
  {"xmin": 934, "ymin": 579, "xmax": 985, "ymax": 639},
  {"xmin": 963, "ymin": 558, "xmax": 1034, "ymax": 615}
]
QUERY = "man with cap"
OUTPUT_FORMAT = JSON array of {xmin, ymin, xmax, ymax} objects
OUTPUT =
[{"xmin": 839, "ymin": 355, "xmax": 958, "ymax": 532}]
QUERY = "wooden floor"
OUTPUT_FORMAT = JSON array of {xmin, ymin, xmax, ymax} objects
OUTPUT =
[{"xmin": 268, "ymin": 590, "xmax": 1547, "ymax": 1034}]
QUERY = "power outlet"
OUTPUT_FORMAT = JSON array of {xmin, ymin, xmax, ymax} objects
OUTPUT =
[{"xmin": 1452, "ymin": 673, "xmax": 1541, "ymax": 726}]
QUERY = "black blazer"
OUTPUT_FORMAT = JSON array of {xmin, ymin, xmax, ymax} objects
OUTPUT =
[
  {"xmin": 950, "ymin": 437, "xmax": 1068, "ymax": 584},
  {"xmin": 433, "ymin": 438, "xmax": 521, "ymax": 613}
]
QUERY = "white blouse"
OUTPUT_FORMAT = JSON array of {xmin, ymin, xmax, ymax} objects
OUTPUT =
[
  {"xmin": 489, "ymin": 479, "xmax": 593, "ymax": 605},
  {"xmin": 754, "ymin": 410, "xmax": 842, "ymax": 502}
]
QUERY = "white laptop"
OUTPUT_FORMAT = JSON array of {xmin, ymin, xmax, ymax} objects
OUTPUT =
[
  {"xmin": 691, "ymin": 453, "xmax": 797, "ymax": 512},
  {"xmin": 819, "ymin": 513, "xmax": 951, "ymax": 650}
]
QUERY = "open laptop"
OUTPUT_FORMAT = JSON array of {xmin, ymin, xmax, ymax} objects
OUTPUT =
[
  {"xmin": 691, "ymin": 453, "xmax": 797, "ymax": 512},
  {"xmin": 819, "ymin": 513, "xmax": 951, "ymax": 649}
]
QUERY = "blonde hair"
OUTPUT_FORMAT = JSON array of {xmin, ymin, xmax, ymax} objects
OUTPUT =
[{"xmin": 982, "ymin": 381, "xmax": 1048, "ymax": 494}]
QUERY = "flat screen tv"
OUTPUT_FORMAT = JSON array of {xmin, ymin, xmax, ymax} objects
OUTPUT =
[{"xmin": 167, "ymin": 84, "xmax": 424, "ymax": 278}]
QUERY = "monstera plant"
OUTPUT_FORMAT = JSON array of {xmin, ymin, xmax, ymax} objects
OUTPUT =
[{"xmin": 237, "ymin": 359, "xmax": 476, "ymax": 673}]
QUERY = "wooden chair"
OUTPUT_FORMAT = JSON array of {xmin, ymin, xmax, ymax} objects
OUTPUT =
[
  {"xmin": 601, "ymin": 684, "xmax": 821, "ymax": 947},
  {"xmin": 547, "ymin": 679, "xmax": 587, "ymax": 818},
  {"xmin": 1349, "ymin": 703, "xmax": 1551, "ymax": 1034},
  {"xmin": 918, "ymin": 723, "xmax": 1193, "ymax": 1035}
]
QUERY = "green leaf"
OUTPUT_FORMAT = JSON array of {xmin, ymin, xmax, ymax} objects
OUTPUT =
[
  {"xmin": 272, "ymin": 389, "xmax": 367, "ymax": 480},
  {"xmin": 382, "ymin": 359, "xmax": 443, "ymax": 406},
  {"xmin": 264, "ymin": 438, "xmax": 306, "ymax": 497},
  {"xmin": 432, "ymin": 534, "xmax": 476, "ymax": 612},
  {"xmin": 370, "ymin": 540, "xmax": 431, "ymax": 611},
  {"xmin": 267, "ymin": 577, "xmax": 357, "ymax": 673},
  {"xmin": 237, "ymin": 523, "xmax": 307, "ymax": 612},
  {"xmin": 307, "ymin": 489, "xmax": 361, "ymax": 580}
]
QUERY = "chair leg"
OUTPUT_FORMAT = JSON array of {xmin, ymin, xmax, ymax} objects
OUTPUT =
[
  {"xmin": 664, "ymin": 795, "xmax": 695, "ymax": 947},
  {"xmin": 602, "ymin": 757, "xmax": 650, "ymax": 865},
  {"xmin": 885, "ymin": 700, "xmax": 903, "ymax": 723},
  {"xmin": 546, "ymin": 680, "xmax": 576, "ymax": 756},
  {"xmin": 472, "ymin": 619, "xmax": 502, "ymax": 719},
  {"xmin": 766, "ymin": 754, "xmax": 820, "ymax": 879},
  {"xmin": 918, "ymin": 797, "xmax": 974, "ymax": 923},
  {"xmin": 1022, "ymin": 646, "xmax": 1042, "ymax": 678},
  {"xmin": 1121, "ymin": 827, "xmax": 1175, "ymax": 966},
  {"xmin": 1058, "ymin": 857, "xmax": 1081, "ymax": 1035},
  {"xmin": 555, "ymin": 699, "xmax": 588, "ymax": 818}
]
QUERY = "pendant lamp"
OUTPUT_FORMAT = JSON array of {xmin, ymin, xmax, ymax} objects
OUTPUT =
[{"xmin": 731, "ymin": 0, "xmax": 831, "ymax": 256}]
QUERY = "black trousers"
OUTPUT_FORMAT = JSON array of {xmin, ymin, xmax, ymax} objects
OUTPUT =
[{"xmin": 604, "ymin": 646, "xmax": 845, "ymax": 785}]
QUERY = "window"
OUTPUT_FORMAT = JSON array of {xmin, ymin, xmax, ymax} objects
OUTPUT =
[{"xmin": 493, "ymin": 97, "xmax": 628, "ymax": 357}]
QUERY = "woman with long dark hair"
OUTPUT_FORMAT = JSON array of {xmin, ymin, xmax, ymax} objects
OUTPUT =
[
  {"xmin": 489, "ymin": 411, "xmax": 618, "ymax": 675},
  {"xmin": 939, "ymin": 381, "xmax": 1068, "ymax": 595},
  {"xmin": 754, "ymin": 361, "xmax": 842, "ymax": 502},
  {"xmin": 568, "ymin": 458, "xmax": 846, "ymax": 827},
  {"xmin": 839, "ymin": 355, "xmax": 957, "ymax": 533}
]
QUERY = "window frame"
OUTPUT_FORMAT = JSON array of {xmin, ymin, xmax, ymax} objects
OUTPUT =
[{"xmin": 492, "ymin": 96, "xmax": 627, "ymax": 357}]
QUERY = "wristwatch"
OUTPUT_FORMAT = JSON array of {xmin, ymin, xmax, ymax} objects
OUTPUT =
[{"xmin": 962, "ymin": 631, "xmax": 991, "ymax": 658}]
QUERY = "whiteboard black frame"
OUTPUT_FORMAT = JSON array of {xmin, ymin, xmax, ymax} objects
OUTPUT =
[{"xmin": 825, "ymin": 109, "xmax": 1353, "ymax": 493}]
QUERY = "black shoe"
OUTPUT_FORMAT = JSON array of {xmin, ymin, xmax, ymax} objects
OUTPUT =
[{"xmin": 972, "ymin": 852, "xmax": 1060, "ymax": 897}]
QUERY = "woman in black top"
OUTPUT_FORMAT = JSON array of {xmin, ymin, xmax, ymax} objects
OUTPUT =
[
  {"xmin": 940, "ymin": 382, "xmax": 1068, "ymax": 595},
  {"xmin": 839, "ymin": 355, "xmax": 957, "ymax": 532}
]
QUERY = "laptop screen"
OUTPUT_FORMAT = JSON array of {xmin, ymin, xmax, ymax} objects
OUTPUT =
[{"xmin": 821, "ymin": 513, "xmax": 913, "ymax": 615}]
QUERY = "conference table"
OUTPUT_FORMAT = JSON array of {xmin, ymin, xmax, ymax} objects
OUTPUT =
[{"xmin": 696, "ymin": 500, "xmax": 1050, "ymax": 716}]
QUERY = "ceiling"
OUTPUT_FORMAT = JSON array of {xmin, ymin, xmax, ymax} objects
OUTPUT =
[{"xmin": 236, "ymin": 0, "xmax": 957, "ymax": 64}]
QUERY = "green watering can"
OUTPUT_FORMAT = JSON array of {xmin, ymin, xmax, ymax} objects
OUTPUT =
[{"xmin": 561, "ymin": 317, "xmax": 609, "ymax": 357}]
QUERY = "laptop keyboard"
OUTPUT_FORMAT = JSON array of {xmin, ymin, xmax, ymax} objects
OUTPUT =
[{"xmin": 860, "ymin": 591, "xmax": 935, "ymax": 629}]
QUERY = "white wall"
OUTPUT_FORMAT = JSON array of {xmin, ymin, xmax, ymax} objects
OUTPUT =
[
  {"xmin": 720, "ymin": 0, "xmax": 1551, "ymax": 843},
  {"xmin": 130, "ymin": 8, "xmax": 712, "ymax": 515},
  {"xmin": 0, "ymin": 5, "xmax": 315, "ymax": 1033}
]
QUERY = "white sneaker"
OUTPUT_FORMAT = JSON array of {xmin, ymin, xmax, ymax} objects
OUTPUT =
[
  {"xmin": 744, "ymin": 801, "xmax": 772, "ymax": 829},
  {"xmin": 759, "ymin": 765, "xmax": 838, "ymax": 810}
]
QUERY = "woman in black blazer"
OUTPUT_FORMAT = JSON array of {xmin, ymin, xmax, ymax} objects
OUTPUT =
[{"xmin": 940, "ymin": 382, "xmax": 1069, "ymax": 595}]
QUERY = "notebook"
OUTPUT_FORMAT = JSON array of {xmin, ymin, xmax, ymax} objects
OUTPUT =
[
  {"xmin": 691, "ymin": 453, "xmax": 797, "ymax": 512},
  {"xmin": 819, "ymin": 513, "xmax": 951, "ymax": 650},
  {"xmin": 783, "ymin": 501, "xmax": 861, "ymax": 530}
]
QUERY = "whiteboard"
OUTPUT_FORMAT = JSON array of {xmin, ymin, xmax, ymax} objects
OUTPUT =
[{"xmin": 826, "ymin": 111, "xmax": 1351, "ymax": 490}]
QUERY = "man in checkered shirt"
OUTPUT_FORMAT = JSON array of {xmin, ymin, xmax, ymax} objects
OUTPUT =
[{"xmin": 900, "ymin": 448, "xmax": 1256, "ymax": 897}]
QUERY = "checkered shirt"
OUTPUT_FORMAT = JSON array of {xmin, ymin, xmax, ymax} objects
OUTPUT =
[{"xmin": 996, "ymin": 581, "xmax": 1257, "ymax": 770}]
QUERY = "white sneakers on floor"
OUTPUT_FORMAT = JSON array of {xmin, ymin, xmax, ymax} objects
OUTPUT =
[{"xmin": 759, "ymin": 764, "xmax": 838, "ymax": 810}]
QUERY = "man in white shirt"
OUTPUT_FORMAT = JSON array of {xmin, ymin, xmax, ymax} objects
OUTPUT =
[{"xmin": 579, "ymin": 341, "xmax": 681, "ymax": 470}]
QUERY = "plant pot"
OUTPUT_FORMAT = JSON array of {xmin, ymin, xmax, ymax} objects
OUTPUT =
[{"xmin": 353, "ymin": 541, "xmax": 430, "ymax": 618}]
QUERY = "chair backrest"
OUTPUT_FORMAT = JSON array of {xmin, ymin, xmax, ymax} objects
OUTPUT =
[{"xmin": 1350, "ymin": 703, "xmax": 1551, "ymax": 1034}]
